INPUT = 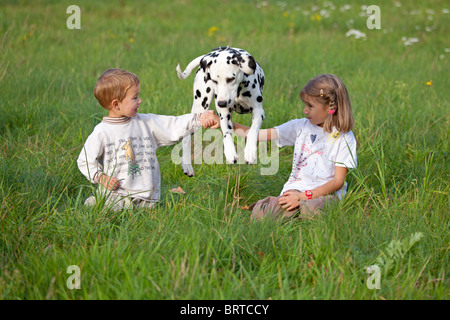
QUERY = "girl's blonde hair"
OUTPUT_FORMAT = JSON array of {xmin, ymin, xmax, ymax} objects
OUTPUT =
[
  {"xmin": 94, "ymin": 68, "xmax": 140, "ymax": 109},
  {"xmin": 300, "ymin": 74, "xmax": 354, "ymax": 133}
]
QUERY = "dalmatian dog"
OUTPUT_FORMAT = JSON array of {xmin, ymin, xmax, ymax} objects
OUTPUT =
[{"xmin": 176, "ymin": 46, "xmax": 265, "ymax": 176}]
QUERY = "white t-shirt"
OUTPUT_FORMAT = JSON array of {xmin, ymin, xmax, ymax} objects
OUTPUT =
[
  {"xmin": 77, "ymin": 113, "xmax": 201, "ymax": 202},
  {"xmin": 275, "ymin": 118, "xmax": 357, "ymax": 199}
]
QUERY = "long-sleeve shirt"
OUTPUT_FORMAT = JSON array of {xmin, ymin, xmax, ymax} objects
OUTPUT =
[{"xmin": 77, "ymin": 113, "xmax": 202, "ymax": 202}]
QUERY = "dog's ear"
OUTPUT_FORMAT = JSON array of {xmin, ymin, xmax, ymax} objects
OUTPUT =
[
  {"xmin": 200, "ymin": 57, "xmax": 213, "ymax": 72},
  {"xmin": 240, "ymin": 55, "xmax": 257, "ymax": 75}
]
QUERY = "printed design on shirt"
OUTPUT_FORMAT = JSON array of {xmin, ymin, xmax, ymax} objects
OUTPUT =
[
  {"xmin": 289, "ymin": 151, "xmax": 308, "ymax": 182},
  {"xmin": 328, "ymin": 131, "xmax": 340, "ymax": 142},
  {"xmin": 288, "ymin": 135, "xmax": 325, "ymax": 183},
  {"xmin": 122, "ymin": 137, "xmax": 141, "ymax": 179}
]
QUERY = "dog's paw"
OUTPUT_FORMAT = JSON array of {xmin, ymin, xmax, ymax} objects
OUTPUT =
[
  {"xmin": 182, "ymin": 163, "xmax": 195, "ymax": 177},
  {"xmin": 244, "ymin": 144, "xmax": 257, "ymax": 164},
  {"xmin": 224, "ymin": 147, "xmax": 238, "ymax": 164}
]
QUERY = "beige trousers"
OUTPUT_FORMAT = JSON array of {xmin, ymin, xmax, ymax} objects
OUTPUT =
[{"xmin": 249, "ymin": 193, "xmax": 337, "ymax": 221}]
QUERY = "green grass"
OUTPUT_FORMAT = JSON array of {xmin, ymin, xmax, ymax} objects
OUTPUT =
[{"xmin": 0, "ymin": 0, "xmax": 448, "ymax": 300}]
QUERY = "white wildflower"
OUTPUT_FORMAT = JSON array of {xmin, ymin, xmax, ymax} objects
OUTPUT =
[
  {"xmin": 402, "ymin": 37, "xmax": 419, "ymax": 46},
  {"xmin": 346, "ymin": 29, "xmax": 366, "ymax": 39}
]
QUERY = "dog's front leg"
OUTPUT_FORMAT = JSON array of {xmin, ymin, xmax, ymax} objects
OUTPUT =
[
  {"xmin": 217, "ymin": 109, "xmax": 237, "ymax": 164},
  {"xmin": 244, "ymin": 107, "xmax": 265, "ymax": 164}
]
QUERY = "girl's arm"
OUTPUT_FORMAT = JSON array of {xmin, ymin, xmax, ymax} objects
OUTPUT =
[
  {"xmin": 232, "ymin": 122, "xmax": 278, "ymax": 142},
  {"xmin": 201, "ymin": 112, "xmax": 278, "ymax": 141},
  {"xmin": 279, "ymin": 166, "xmax": 348, "ymax": 210},
  {"xmin": 305, "ymin": 166, "xmax": 348, "ymax": 199}
]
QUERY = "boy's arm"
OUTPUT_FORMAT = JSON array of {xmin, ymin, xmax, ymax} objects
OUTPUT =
[
  {"xmin": 144, "ymin": 112, "xmax": 208, "ymax": 147},
  {"xmin": 77, "ymin": 141, "xmax": 104, "ymax": 184}
]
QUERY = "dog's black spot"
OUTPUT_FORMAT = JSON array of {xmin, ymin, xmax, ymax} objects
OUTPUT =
[
  {"xmin": 226, "ymin": 114, "xmax": 230, "ymax": 120},
  {"xmin": 196, "ymin": 90, "xmax": 201, "ymax": 98},
  {"xmin": 252, "ymin": 84, "xmax": 256, "ymax": 89},
  {"xmin": 202, "ymin": 97, "xmax": 208, "ymax": 107},
  {"xmin": 242, "ymin": 91, "xmax": 252, "ymax": 98},
  {"xmin": 214, "ymin": 94, "xmax": 217, "ymax": 99},
  {"xmin": 257, "ymin": 96, "xmax": 263, "ymax": 103},
  {"xmin": 212, "ymin": 46, "xmax": 228, "ymax": 52},
  {"xmin": 200, "ymin": 59, "xmax": 208, "ymax": 71},
  {"xmin": 228, "ymin": 125, "xmax": 232, "ymax": 129},
  {"xmin": 237, "ymin": 85, "xmax": 242, "ymax": 97},
  {"xmin": 247, "ymin": 55, "xmax": 256, "ymax": 71},
  {"xmin": 228, "ymin": 99, "xmax": 231, "ymax": 104},
  {"xmin": 258, "ymin": 74, "xmax": 265, "ymax": 89},
  {"xmin": 261, "ymin": 115, "xmax": 265, "ymax": 121},
  {"xmin": 206, "ymin": 87, "xmax": 211, "ymax": 93}
]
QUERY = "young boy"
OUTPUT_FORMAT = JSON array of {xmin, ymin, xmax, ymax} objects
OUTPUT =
[{"xmin": 77, "ymin": 68, "xmax": 217, "ymax": 211}]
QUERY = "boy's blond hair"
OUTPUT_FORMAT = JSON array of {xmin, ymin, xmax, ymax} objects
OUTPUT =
[
  {"xmin": 300, "ymin": 74, "xmax": 354, "ymax": 133},
  {"xmin": 94, "ymin": 68, "xmax": 140, "ymax": 109}
]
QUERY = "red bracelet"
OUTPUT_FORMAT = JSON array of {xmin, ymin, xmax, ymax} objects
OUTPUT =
[{"xmin": 305, "ymin": 190, "xmax": 313, "ymax": 200}]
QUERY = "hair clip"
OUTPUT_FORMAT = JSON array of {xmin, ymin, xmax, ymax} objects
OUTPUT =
[{"xmin": 319, "ymin": 89, "xmax": 324, "ymax": 97}]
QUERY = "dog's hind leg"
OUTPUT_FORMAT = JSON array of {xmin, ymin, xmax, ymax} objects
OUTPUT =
[
  {"xmin": 181, "ymin": 72, "xmax": 214, "ymax": 176},
  {"xmin": 182, "ymin": 134, "xmax": 195, "ymax": 177}
]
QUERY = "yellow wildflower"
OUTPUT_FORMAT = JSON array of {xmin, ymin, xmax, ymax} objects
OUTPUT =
[
  {"xmin": 426, "ymin": 80, "xmax": 432, "ymax": 86},
  {"xmin": 311, "ymin": 14, "xmax": 322, "ymax": 21},
  {"xmin": 208, "ymin": 26, "xmax": 219, "ymax": 37}
]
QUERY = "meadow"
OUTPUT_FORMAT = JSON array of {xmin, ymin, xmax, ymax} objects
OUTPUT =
[{"xmin": 0, "ymin": 0, "xmax": 448, "ymax": 300}]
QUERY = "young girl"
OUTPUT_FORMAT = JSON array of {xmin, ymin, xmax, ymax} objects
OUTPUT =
[{"xmin": 207, "ymin": 74, "xmax": 357, "ymax": 220}]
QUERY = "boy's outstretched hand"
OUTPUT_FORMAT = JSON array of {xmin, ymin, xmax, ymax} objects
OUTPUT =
[{"xmin": 201, "ymin": 110, "xmax": 220, "ymax": 129}]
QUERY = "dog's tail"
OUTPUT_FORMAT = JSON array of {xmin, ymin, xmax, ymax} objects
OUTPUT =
[{"xmin": 176, "ymin": 55, "xmax": 204, "ymax": 80}]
